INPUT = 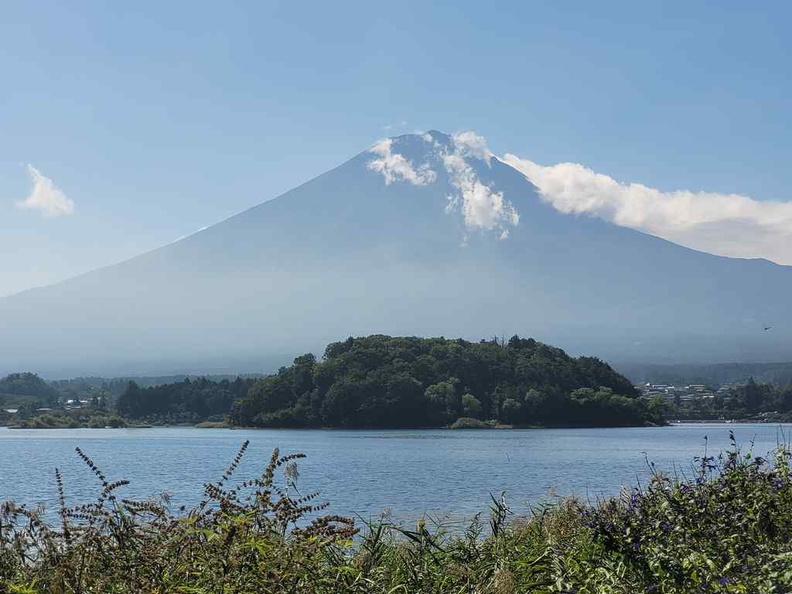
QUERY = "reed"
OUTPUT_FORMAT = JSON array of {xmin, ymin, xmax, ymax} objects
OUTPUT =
[{"xmin": 2, "ymin": 435, "xmax": 792, "ymax": 592}]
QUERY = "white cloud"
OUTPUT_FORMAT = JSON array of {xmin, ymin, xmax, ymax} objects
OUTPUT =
[
  {"xmin": 367, "ymin": 138, "xmax": 436, "ymax": 186},
  {"xmin": 441, "ymin": 149, "xmax": 518, "ymax": 236},
  {"xmin": 451, "ymin": 131, "xmax": 493, "ymax": 163},
  {"xmin": 16, "ymin": 165, "xmax": 75, "ymax": 218},
  {"xmin": 502, "ymin": 154, "xmax": 792, "ymax": 265},
  {"xmin": 369, "ymin": 130, "xmax": 792, "ymax": 261},
  {"xmin": 367, "ymin": 132, "xmax": 519, "ymax": 239}
]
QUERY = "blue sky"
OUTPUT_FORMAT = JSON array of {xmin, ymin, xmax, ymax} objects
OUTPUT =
[{"xmin": 2, "ymin": 0, "xmax": 791, "ymax": 296}]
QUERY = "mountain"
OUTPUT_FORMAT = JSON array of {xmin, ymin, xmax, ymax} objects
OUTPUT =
[
  {"xmin": 2, "ymin": 131, "xmax": 791, "ymax": 376},
  {"xmin": 618, "ymin": 361, "xmax": 792, "ymax": 388}
]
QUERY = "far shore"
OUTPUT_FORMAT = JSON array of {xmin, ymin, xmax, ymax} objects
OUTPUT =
[{"xmin": 2, "ymin": 419, "xmax": 787, "ymax": 431}]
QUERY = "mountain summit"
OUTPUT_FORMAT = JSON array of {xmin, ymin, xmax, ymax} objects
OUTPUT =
[{"xmin": 2, "ymin": 132, "xmax": 790, "ymax": 375}]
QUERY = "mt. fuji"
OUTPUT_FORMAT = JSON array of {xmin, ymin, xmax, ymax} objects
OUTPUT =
[{"xmin": 2, "ymin": 131, "xmax": 790, "ymax": 376}]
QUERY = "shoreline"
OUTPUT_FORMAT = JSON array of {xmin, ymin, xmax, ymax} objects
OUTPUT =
[
  {"xmin": 668, "ymin": 418, "xmax": 787, "ymax": 424},
  {"xmin": 4, "ymin": 420, "xmax": 787, "ymax": 431}
]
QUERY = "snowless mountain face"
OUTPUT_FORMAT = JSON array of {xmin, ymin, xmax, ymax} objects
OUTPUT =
[{"xmin": 1, "ymin": 130, "xmax": 791, "ymax": 376}]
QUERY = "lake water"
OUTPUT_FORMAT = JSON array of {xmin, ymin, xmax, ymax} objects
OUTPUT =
[{"xmin": 0, "ymin": 424, "xmax": 789, "ymax": 526}]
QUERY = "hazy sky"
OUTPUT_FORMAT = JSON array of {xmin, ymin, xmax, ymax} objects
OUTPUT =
[{"xmin": 3, "ymin": 1, "xmax": 791, "ymax": 296}]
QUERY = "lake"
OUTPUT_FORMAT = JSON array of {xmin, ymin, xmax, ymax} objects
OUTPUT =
[{"xmin": 0, "ymin": 424, "xmax": 789, "ymax": 526}]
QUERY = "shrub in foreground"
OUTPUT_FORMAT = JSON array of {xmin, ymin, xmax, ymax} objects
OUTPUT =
[
  {"xmin": 3, "ymin": 436, "xmax": 792, "ymax": 592},
  {"xmin": 0, "ymin": 443, "xmax": 356, "ymax": 593}
]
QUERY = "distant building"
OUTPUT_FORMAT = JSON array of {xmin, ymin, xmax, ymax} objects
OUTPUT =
[{"xmin": 639, "ymin": 382, "xmax": 715, "ymax": 401}]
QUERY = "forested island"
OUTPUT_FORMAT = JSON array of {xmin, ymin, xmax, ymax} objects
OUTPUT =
[{"xmin": 229, "ymin": 335, "xmax": 661, "ymax": 428}]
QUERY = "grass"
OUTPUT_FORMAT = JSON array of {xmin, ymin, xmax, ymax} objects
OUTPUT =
[
  {"xmin": 194, "ymin": 420, "xmax": 231, "ymax": 429},
  {"xmin": 448, "ymin": 417, "xmax": 496, "ymax": 429},
  {"xmin": 2, "ymin": 434, "xmax": 792, "ymax": 592},
  {"xmin": 12, "ymin": 411, "xmax": 127, "ymax": 429}
]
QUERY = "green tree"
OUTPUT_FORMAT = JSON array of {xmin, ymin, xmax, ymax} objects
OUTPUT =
[
  {"xmin": 462, "ymin": 394, "xmax": 482, "ymax": 419},
  {"xmin": 500, "ymin": 398, "xmax": 522, "ymax": 424}
]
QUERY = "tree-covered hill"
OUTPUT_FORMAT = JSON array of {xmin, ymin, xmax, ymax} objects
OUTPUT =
[
  {"xmin": 116, "ymin": 377, "xmax": 256, "ymax": 423},
  {"xmin": 231, "ymin": 335, "xmax": 660, "ymax": 428},
  {"xmin": 0, "ymin": 372, "xmax": 60, "ymax": 407}
]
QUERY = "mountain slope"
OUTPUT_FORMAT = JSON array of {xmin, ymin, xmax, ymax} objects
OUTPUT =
[{"xmin": 2, "ymin": 131, "xmax": 790, "ymax": 375}]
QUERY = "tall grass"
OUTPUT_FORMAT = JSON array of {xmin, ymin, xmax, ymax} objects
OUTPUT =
[{"xmin": 3, "ymin": 434, "xmax": 792, "ymax": 592}]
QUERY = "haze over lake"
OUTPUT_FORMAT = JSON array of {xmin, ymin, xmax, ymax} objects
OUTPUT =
[{"xmin": 2, "ymin": 424, "xmax": 787, "ymax": 525}]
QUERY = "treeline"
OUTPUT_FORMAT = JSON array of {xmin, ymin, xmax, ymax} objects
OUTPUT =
[
  {"xmin": 51, "ymin": 373, "xmax": 264, "ymax": 401},
  {"xmin": 230, "ymin": 335, "xmax": 661, "ymax": 428},
  {"xmin": 116, "ymin": 377, "xmax": 256, "ymax": 423},
  {"xmin": 672, "ymin": 377, "xmax": 792, "ymax": 421}
]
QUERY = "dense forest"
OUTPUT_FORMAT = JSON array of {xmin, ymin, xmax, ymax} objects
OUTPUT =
[
  {"xmin": 230, "ymin": 335, "xmax": 661, "ymax": 428},
  {"xmin": 0, "ymin": 372, "xmax": 60, "ymax": 407},
  {"xmin": 116, "ymin": 377, "xmax": 257, "ymax": 423}
]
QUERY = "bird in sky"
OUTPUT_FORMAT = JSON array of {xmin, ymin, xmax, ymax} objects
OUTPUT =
[{"xmin": 764, "ymin": 326, "xmax": 772, "ymax": 331}]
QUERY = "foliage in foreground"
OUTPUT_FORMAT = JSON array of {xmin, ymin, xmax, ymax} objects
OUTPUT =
[{"xmin": 3, "ymin": 437, "xmax": 792, "ymax": 592}]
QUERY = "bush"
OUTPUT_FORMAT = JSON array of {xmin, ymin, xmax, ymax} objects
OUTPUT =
[
  {"xmin": 448, "ymin": 417, "xmax": 493, "ymax": 429},
  {"xmin": 3, "ymin": 437, "xmax": 792, "ymax": 592},
  {"xmin": 574, "ymin": 432, "xmax": 792, "ymax": 591},
  {"xmin": 107, "ymin": 415, "xmax": 126, "ymax": 428},
  {"xmin": 0, "ymin": 443, "xmax": 356, "ymax": 592},
  {"xmin": 194, "ymin": 420, "xmax": 230, "ymax": 428}
]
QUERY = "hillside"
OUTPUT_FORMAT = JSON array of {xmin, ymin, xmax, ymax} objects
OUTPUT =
[
  {"xmin": 619, "ymin": 361, "xmax": 792, "ymax": 387},
  {"xmin": 0, "ymin": 372, "xmax": 59, "ymax": 407}
]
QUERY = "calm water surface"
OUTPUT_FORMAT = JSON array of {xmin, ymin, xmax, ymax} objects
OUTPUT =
[{"xmin": 0, "ymin": 424, "xmax": 789, "ymax": 525}]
